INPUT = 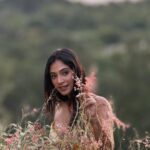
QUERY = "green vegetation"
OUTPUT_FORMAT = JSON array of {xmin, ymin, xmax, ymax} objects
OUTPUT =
[{"xmin": 0, "ymin": 0, "xmax": 150, "ymax": 140}]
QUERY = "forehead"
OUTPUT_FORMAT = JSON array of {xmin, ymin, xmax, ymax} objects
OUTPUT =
[{"xmin": 50, "ymin": 60, "xmax": 70, "ymax": 73}]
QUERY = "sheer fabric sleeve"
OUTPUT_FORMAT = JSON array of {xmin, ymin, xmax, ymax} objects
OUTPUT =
[{"xmin": 85, "ymin": 94, "xmax": 114, "ymax": 150}]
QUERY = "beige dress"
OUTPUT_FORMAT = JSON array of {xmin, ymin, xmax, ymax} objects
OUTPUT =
[{"xmin": 49, "ymin": 93, "xmax": 114, "ymax": 150}]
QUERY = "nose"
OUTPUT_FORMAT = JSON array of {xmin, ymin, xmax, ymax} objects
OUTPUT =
[{"xmin": 57, "ymin": 75, "xmax": 64, "ymax": 84}]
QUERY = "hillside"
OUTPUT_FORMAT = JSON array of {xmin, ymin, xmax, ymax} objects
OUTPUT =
[{"xmin": 0, "ymin": 0, "xmax": 150, "ymax": 134}]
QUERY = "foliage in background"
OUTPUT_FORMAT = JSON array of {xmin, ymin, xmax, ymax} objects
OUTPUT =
[{"xmin": 0, "ymin": 0, "xmax": 150, "ymax": 135}]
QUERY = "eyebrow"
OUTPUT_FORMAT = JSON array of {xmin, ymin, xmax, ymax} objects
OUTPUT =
[{"xmin": 50, "ymin": 67, "xmax": 70, "ymax": 74}]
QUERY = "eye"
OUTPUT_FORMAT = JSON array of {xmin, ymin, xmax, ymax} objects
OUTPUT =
[
  {"xmin": 62, "ymin": 70, "xmax": 69, "ymax": 76},
  {"xmin": 50, "ymin": 73, "xmax": 57, "ymax": 80}
]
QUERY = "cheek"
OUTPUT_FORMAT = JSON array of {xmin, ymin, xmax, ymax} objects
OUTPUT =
[
  {"xmin": 70, "ymin": 80, "xmax": 74, "ymax": 88},
  {"xmin": 70, "ymin": 79, "xmax": 75, "ymax": 91},
  {"xmin": 69, "ymin": 75, "xmax": 74, "ymax": 84},
  {"xmin": 66, "ymin": 75, "xmax": 74, "ymax": 89},
  {"xmin": 51, "ymin": 79, "xmax": 57, "ymax": 87}
]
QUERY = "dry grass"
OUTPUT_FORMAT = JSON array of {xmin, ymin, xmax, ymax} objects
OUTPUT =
[{"xmin": 0, "ymin": 119, "xmax": 150, "ymax": 150}]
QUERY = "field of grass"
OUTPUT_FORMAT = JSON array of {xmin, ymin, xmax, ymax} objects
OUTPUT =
[{"xmin": 0, "ymin": 120, "xmax": 150, "ymax": 150}]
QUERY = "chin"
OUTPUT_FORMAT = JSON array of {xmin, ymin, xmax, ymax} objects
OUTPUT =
[
  {"xmin": 60, "ymin": 92, "xmax": 69, "ymax": 96},
  {"xmin": 59, "ymin": 91, "xmax": 71, "ymax": 96}
]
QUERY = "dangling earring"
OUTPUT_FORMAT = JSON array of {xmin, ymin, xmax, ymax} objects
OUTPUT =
[{"xmin": 73, "ymin": 74, "xmax": 81, "ymax": 92}]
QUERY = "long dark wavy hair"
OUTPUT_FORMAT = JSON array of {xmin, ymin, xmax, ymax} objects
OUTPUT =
[{"xmin": 44, "ymin": 48, "xmax": 86, "ymax": 127}]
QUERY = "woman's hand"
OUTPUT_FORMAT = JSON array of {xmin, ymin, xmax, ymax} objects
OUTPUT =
[{"xmin": 76, "ymin": 92, "xmax": 97, "ymax": 118}]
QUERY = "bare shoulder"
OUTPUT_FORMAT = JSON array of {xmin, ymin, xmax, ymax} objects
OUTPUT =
[{"xmin": 89, "ymin": 93, "xmax": 112, "ymax": 111}]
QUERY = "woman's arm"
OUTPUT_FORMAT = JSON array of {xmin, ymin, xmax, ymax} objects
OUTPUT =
[{"xmin": 84, "ymin": 94, "xmax": 114, "ymax": 150}]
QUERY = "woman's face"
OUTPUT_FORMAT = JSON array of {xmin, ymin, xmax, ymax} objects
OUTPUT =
[{"xmin": 49, "ymin": 59, "xmax": 74, "ymax": 96}]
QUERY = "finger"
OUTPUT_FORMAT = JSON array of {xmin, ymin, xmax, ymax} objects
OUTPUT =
[
  {"xmin": 76, "ymin": 92, "xmax": 89, "ymax": 98},
  {"xmin": 84, "ymin": 97, "xmax": 96, "ymax": 107}
]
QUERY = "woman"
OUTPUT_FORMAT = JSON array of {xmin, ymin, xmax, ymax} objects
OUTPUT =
[{"xmin": 44, "ymin": 48, "xmax": 114, "ymax": 149}]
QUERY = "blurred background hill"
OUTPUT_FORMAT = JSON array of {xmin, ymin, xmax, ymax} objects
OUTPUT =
[{"xmin": 0, "ymin": 0, "xmax": 150, "ymax": 135}]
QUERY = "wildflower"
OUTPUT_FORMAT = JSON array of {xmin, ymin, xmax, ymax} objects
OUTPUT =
[{"xmin": 85, "ymin": 71, "xmax": 97, "ymax": 93}]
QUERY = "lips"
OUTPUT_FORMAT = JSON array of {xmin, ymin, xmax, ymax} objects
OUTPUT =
[{"xmin": 58, "ymin": 85, "xmax": 68, "ymax": 91}]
